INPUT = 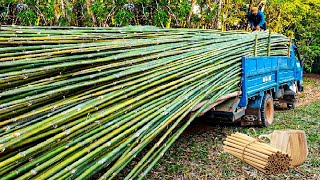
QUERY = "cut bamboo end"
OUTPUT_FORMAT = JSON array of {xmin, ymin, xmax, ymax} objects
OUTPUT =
[{"xmin": 223, "ymin": 133, "xmax": 291, "ymax": 175}]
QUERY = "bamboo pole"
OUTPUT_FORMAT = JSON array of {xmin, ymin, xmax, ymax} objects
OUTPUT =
[
  {"xmin": 254, "ymin": 34, "xmax": 258, "ymax": 56},
  {"xmin": 288, "ymin": 32, "xmax": 293, "ymax": 57},
  {"xmin": 267, "ymin": 31, "xmax": 271, "ymax": 55}
]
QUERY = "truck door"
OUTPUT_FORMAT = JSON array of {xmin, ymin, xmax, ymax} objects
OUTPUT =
[{"xmin": 292, "ymin": 44, "xmax": 304, "ymax": 92}]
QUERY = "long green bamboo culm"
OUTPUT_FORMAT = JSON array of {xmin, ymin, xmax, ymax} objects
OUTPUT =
[{"xmin": 0, "ymin": 25, "xmax": 290, "ymax": 179}]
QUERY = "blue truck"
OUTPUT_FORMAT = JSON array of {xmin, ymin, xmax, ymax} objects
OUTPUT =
[{"xmin": 203, "ymin": 42, "xmax": 304, "ymax": 127}]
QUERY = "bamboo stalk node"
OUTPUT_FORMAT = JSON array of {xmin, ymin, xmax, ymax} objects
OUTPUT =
[{"xmin": 0, "ymin": 144, "xmax": 5, "ymax": 152}]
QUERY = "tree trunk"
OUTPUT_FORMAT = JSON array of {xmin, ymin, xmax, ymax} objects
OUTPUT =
[
  {"xmin": 187, "ymin": 0, "xmax": 196, "ymax": 27},
  {"xmin": 54, "ymin": 0, "xmax": 61, "ymax": 25},
  {"xmin": 258, "ymin": 0, "xmax": 267, "ymax": 12},
  {"xmin": 85, "ymin": 0, "xmax": 97, "ymax": 26},
  {"xmin": 206, "ymin": 0, "xmax": 213, "ymax": 28},
  {"xmin": 223, "ymin": 0, "xmax": 229, "ymax": 31},
  {"xmin": 216, "ymin": 0, "xmax": 222, "ymax": 29},
  {"xmin": 60, "ymin": 0, "xmax": 66, "ymax": 18},
  {"xmin": 249, "ymin": 0, "xmax": 254, "ymax": 10}
]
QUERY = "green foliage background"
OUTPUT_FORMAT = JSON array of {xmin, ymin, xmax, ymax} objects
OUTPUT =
[{"xmin": 0, "ymin": 0, "xmax": 319, "ymax": 72}]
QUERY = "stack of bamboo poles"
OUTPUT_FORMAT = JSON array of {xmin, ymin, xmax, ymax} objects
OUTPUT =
[
  {"xmin": 223, "ymin": 133, "xmax": 292, "ymax": 175},
  {"xmin": 0, "ymin": 26, "xmax": 290, "ymax": 179}
]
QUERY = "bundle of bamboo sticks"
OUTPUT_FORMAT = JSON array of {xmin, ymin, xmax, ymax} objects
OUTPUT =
[{"xmin": 223, "ymin": 133, "xmax": 292, "ymax": 175}]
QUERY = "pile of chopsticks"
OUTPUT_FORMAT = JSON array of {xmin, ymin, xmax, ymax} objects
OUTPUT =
[{"xmin": 223, "ymin": 133, "xmax": 292, "ymax": 175}]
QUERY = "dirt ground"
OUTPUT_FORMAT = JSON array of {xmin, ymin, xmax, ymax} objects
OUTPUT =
[{"xmin": 297, "ymin": 73, "xmax": 320, "ymax": 107}]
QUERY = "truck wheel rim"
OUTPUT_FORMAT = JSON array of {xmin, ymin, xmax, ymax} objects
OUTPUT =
[{"xmin": 266, "ymin": 99, "xmax": 274, "ymax": 124}]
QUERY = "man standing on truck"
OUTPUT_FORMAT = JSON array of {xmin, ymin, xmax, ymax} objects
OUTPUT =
[{"xmin": 247, "ymin": 7, "xmax": 267, "ymax": 31}]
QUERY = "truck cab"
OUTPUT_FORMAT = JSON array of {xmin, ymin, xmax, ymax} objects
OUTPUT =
[{"xmin": 204, "ymin": 43, "xmax": 304, "ymax": 127}]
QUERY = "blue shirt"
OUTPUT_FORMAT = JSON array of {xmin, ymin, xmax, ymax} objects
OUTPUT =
[{"xmin": 248, "ymin": 10, "xmax": 266, "ymax": 27}]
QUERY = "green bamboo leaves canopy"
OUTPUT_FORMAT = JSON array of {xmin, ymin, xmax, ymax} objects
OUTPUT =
[{"xmin": 0, "ymin": 26, "xmax": 289, "ymax": 179}]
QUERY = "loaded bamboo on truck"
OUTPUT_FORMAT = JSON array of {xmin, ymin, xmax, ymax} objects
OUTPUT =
[{"xmin": 0, "ymin": 26, "xmax": 290, "ymax": 179}]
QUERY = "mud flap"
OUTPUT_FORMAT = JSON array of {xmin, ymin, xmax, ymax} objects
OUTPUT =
[{"xmin": 241, "ymin": 95, "xmax": 263, "ymax": 126}]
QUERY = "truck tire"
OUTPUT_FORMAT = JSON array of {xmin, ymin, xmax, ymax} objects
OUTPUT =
[{"xmin": 260, "ymin": 94, "xmax": 274, "ymax": 127}]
